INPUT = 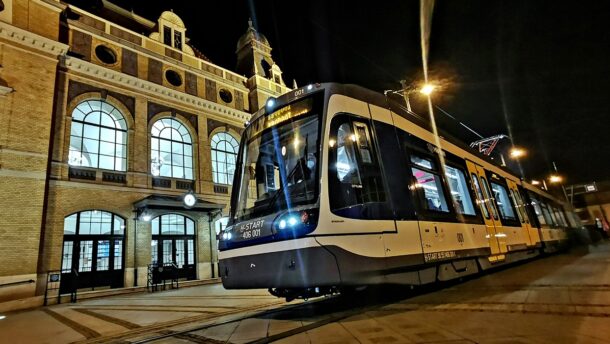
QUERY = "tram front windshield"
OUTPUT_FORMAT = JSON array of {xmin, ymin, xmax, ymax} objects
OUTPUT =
[{"xmin": 233, "ymin": 96, "xmax": 321, "ymax": 222}]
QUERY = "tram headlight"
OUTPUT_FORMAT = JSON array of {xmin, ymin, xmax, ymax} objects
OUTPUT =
[
  {"xmin": 222, "ymin": 232, "xmax": 232, "ymax": 240},
  {"xmin": 266, "ymin": 97, "xmax": 276, "ymax": 110},
  {"xmin": 278, "ymin": 219, "xmax": 287, "ymax": 230}
]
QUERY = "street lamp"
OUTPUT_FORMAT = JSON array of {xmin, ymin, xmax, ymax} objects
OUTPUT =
[
  {"xmin": 420, "ymin": 83, "xmax": 436, "ymax": 96},
  {"xmin": 509, "ymin": 147, "xmax": 526, "ymax": 159},
  {"xmin": 549, "ymin": 174, "xmax": 563, "ymax": 184},
  {"xmin": 383, "ymin": 81, "xmax": 438, "ymax": 113}
]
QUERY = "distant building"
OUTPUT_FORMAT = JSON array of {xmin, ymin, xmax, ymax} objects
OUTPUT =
[{"xmin": 0, "ymin": 0, "xmax": 291, "ymax": 311}]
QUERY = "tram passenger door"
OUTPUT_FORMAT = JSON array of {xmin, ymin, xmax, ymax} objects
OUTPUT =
[
  {"xmin": 506, "ymin": 180, "xmax": 540, "ymax": 247},
  {"xmin": 465, "ymin": 161, "xmax": 507, "ymax": 260}
]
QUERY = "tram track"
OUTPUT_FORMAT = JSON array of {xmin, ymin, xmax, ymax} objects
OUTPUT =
[{"xmin": 77, "ymin": 298, "xmax": 289, "ymax": 344}]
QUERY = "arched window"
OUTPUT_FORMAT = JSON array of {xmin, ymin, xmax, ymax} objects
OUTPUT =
[
  {"xmin": 69, "ymin": 100, "xmax": 127, "ymax": 171},
  {"xmin": 211, "ymin": 132, "xmax": 239, "ymax": 185},
  {"xmin": 151, "ymin": 118, "xmax": 193, "ymax": 179}
]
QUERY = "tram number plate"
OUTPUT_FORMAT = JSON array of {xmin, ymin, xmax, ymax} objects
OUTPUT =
[
  {"xmin": 242, "ymin": 228, "xmax": 261, "ymax": 240},
  {"xmin": 424, "ymin": 250, "xmax": 457, "ymax": 262},
  {"xmin": 237, "ymin": 219, "xmax": 265, "ymax": 240}
]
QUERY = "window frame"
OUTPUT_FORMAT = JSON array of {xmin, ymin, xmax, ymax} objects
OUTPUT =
[
  {"xmin": 69, "ymin": 99, "xmax": 128, "ymax": 172},
  {"xmin": 211, "ymin": 132, "xmax": 239, "ymax": 185},
  {"xmin": 150, "ymin": 118, "xmax": 194, "ymax": 180},
  {"xmin": 489, "ymin": 179, "xmax": 521, "ymax": 227},
  {"xmin": 327, "ymin": 113, "xmax": 391, "ymax": 220},
  {"xmin": 443, "ymin": 163, "xmax": 478, "ymax": 218}
]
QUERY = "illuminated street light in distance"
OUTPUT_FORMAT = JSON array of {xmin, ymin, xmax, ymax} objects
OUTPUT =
[
  {"xmin": 509, "ymin": 147, "xmax": 526, "ymax": 159},
  {"xmin": 420, "ymin": 84, "xmax": 436, "ymax": 96},
  {"xmin": 549, "ymin": 175, "xmax": 563, "ymax": 183}
]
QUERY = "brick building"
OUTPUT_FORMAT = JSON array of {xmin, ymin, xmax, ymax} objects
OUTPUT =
[{"xmin": 0, "ymin": 0, "xmax": 291, "ymax": 311}]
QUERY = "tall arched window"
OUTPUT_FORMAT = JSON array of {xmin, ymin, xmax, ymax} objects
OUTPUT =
[
  {"xmin": 69, "ymin": 100, "xmax": 127, "ymax": 171},
  {"xmin": 211, "ymin": 132, "xmax": 239, "ymax": 185},
  {"xmin": 151, "ymin": 118, "xmax": 193, "ymax": 179}
]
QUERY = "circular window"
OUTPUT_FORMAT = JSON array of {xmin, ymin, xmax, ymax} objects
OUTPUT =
[
  {"xmin": 165, "ymin": 70, "xmax": 183, "ymax": 87},
  {"xmin": 95, "ymin": 45, "xmax": 117, "ymax": 65},
  {"xmin": 219, "ymin": 89, "xmax": 233, "ymax": 103}
]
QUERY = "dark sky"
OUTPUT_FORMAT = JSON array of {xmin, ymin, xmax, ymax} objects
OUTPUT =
[{"xmin": 82, "ymin": 0, "xmax": 610, "ymax": 185}]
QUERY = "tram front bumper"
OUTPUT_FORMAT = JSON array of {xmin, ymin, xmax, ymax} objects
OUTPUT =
[{"xmin": 219, "ymin": 246, "xmax": 341, "ymax": 289}]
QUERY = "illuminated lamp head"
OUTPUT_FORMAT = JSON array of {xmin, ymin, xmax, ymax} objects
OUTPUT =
[{"xmin": 266, "ymin": 97, "xmax": 276, "ymax": 110}]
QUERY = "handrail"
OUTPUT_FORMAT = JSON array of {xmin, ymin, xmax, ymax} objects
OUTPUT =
[{"xmin": 0, "ymin": 279, "xmax": 35, "ymax": 288}]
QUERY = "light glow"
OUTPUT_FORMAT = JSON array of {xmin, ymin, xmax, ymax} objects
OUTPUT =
[
  {"xmin": 531, "ymin": 180, "xmax": 541, "ymax": 185},
  {"xmin": 549, "ymin": 175, "xmax": 563, "ymax": 183},
  {"xmin": 328, "ymin": 139, "xmax": 336, "ymax": 148},
  {"xmin": 509, "ymin": 147, "xmax": 526, "ymax": 158},
  {"xmin": 278, "ymin": 220, "xmax": 287, "ymax": 230},
  {"xmin": 350, "ymin": 134, "xmax": 357, "ymax": 142},
  {"xmin": 288, "ymin": 217, "xmax": 298, "ymax": 226},
  {"xmin": 420, "ymin": 84, "xmax": 436, "ymax": 95}
]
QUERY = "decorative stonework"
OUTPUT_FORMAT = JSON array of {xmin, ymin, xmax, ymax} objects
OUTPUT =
[
  {"xmin": 0, "ymin": 21, "xmax": 69, "ymax": 57},
  {"xmin": 64, "ymin": 56, "xmax": 252, "ymax": 124}
]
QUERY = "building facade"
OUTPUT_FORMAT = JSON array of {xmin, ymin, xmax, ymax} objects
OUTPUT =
[{"xmin": 0, "ymin": 0, "xmax": 291, "ymax": 311}]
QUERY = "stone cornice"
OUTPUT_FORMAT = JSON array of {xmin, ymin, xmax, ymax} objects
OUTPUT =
[
  {"xmin": 0, "ymin": 21, "xmax": 69, "ymax": 57},
  {"xmin": 63, "ymin": 56, "xmax": 252, "ymax": 124}
]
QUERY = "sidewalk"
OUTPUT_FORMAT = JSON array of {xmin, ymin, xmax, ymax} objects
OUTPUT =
[{"xmin": 0, "ymin": 281, "xmax": 277, "ymax": 343}]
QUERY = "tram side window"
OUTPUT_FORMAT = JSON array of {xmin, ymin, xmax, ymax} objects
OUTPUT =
[
  {"xmin": 411, "ymin": 155, "xmax": 449, "ymax": 212},
  {"xmin": 540, "ymin": 201, "xmax": 555, "ymax": 226},
  {"xmin": 329, "ymin": 115, "xmax": 387, "ymax": 218},
  {"xmin": 444, "ymin": 165, "xmax": 475, "ymax": 215},
  {"xmin": 490, "ymin": 182, "xmax": 517, "ymax": 221},
  {"xmin": 530, "ymin": 197, "xmax": 547, "ymax": 225}
]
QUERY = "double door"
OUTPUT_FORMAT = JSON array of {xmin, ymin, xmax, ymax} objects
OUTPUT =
[
  {"xmin": 151, "ymin": 237, "xmax": 196, "ymax": 280},
  {"xmin": 60, "ymin": 238, "xmax": 124, "ymax": 293},
  {"xmin": 465, "ymin": 161, "xmax": 507, "ymax": 260}
]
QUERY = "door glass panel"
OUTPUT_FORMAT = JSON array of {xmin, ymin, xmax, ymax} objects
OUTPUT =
[
  {"xmin": 163, "ymin": 240, "xmax": 173, "ymax": 265},
  {"xmin": 471, "ymin": 173, "xmax": 489, "ymax": 219},
  {"xmin": 151, "ymin": 240, "xmax": 158, "ymax": 265},
  {"xmin": 175, "ymin": 239, "xmax": 185, "ymax": 268},
  {"xmin": 79, "ymin": 240, "xmax": 93, "ymax": 272},
  {"xmin": 62, "ymin": 241, "xmax": 73, "ymax": 273},
  {"xmin": 114, "ymin": 240, "xmax": 122, "ymax": 269},
  {"xmin": 509, "ymin": 189, "xmax": 526, "ymax": 223},
  {"xmin": 97, "ymin": 240, "xmax": 110, "ymax": 271},
  {"xmin": 480, "ymin": 177, "xmax": 499, "ymax": 220},
  {"xmin": 445, "ymin": 165, "xmax": 475, "ymax": 215},
  {"xmin": 187, "ymin": 239, "xmax": 194, "ymax": 265},
  {"xmin": 491, "ymin": 182, "xmax": 517, "ymax": 221}
]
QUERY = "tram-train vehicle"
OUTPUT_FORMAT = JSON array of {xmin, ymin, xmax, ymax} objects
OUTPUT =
[{"xmin": 218, "ymin": 83, "xmax": 577, "ymax": 300}]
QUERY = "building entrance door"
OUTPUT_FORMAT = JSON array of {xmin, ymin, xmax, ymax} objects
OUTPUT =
[
  {"xmin": 60, "ymin": 211, "xmax": 125, "ymax": 293},
  {"xmin": 151, "ymin": 214, "xmax": 196, "ymax": 280}
]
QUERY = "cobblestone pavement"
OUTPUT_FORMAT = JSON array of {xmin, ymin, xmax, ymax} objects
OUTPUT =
[{"xmin": 1, "ymin": 243, "xmax": 610, "ymax": 343}]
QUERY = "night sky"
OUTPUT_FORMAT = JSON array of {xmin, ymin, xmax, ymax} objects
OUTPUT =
[{"xmin": 76, "ymin": 0, "xmax": 610, "ymax": 185}]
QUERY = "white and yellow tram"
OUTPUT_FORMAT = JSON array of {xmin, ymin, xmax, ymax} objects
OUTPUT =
[{"xmin": 218, "ymin": 83, "xmax": 575, "ymax": 300}]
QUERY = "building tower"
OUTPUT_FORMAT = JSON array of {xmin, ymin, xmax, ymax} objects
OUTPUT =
[{"xmin": 236, "ymin": 19, "xmax": 290, "ymax": 111}]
